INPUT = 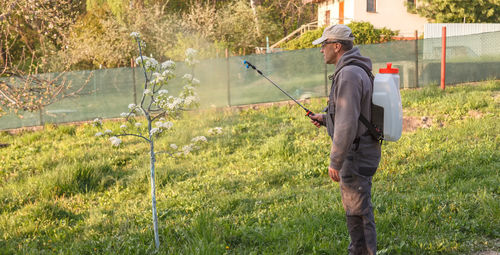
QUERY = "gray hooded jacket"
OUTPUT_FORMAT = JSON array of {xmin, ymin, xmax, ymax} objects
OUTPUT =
[{"xmin": 324, "ymin": 47, "xmax": 381, "ymax": 174}]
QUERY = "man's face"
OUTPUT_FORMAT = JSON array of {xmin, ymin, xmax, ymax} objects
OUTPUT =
[{"xmin": 320, "ymin": 40, "xmax": 341, "ymax": 65}]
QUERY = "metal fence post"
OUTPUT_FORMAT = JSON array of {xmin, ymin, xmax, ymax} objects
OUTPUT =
[
  {"xmin": 226, "ymin": 48, "xmax": 231, "ymax": 106},
  {"xmin": 324, "ymin": 62, "xmax": 328, "ymax": 96},
  {"xmin": 441, "ymin": 26, "xmax": 447, "ymax": 90},
  {"xmin": 415, "ymin": 30, "xmax": 419, "ymax": 88},
  {"xmin": 39, "ymin": 107, "xmax": 44, "ymax": 126}
]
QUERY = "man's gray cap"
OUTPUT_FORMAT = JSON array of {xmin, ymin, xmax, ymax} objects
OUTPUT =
[{"xmin": 312, "ymin": 24, "xmax": 355, "ymax": 45}]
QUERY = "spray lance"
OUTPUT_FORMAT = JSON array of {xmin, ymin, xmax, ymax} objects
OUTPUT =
[{"xmin": 243, "ymin": 60, "xmax": 315, "ymax": 118}]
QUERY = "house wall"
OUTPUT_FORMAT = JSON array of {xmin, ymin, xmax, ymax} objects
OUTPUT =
[
  {"xmin": 317, "ymin": 0, "xmax": 355, "ymax": 26},
  {"xmin": 317, "ymin": 0, "xmax": 334, "ymax": 26},
  {"xmin": 352, "ymin": 0, "xmax": 428, "ymax": 37},
  {"xmin": 317, "ymin": 0, "xmax": 428, "ymax": 37}
]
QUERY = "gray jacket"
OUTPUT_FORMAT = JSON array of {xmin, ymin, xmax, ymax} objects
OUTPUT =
[{"xmin": 323, "ymin": 47, "xmax": 381, "ymax": 174}]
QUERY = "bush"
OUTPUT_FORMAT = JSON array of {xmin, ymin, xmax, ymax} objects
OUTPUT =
[
  {"xmin": 284, "ymin": 21, "xmax": 399, "ymax": 50},
  {"xmin": 283, "ymin": 28, "xmax": 324, "ymax": 50},
  {"xmin": 347, "ymin": 21, "xmax": 399, "ymax": 44}
]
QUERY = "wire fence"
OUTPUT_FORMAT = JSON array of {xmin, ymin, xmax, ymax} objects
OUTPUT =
[{"xmin": 1, "ymin": 31, "xmax": 499, "ymax": 130}]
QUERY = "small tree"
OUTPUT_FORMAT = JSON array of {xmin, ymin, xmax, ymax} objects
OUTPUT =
[{"xmin": 92, "ymin": 32, "xmax": 220, "ymax": 250}]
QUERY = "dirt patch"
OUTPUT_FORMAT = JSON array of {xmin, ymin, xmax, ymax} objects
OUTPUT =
[
  {"xmin": 493, "ymin": 91, "xmax": 500, "ymax": 104},
  {"xmin": 403, "ymin": 116, "xmax": 433, "ymax": 132},
  {"xmin": 473, "ymin": 251, "xmax": 499, "ymax": 255},
  {"xmin": 468, "ymin": 110, "xmax": 483, "ymax": 119}
]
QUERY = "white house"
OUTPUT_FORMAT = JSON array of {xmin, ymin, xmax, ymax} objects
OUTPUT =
[{"xmin": 303, "ymin": 0, "xmax": 429, "ymax": 38}]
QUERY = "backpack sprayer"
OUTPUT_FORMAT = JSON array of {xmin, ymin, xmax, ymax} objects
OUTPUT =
[{"xmin": 243, "ymin": 60, "xmax": 315, "ymax": 118}]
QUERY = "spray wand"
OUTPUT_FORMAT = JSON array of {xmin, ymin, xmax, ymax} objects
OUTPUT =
[{"xmin": 243, "ymin": 60, "xmax": 315, "ymax": 118}]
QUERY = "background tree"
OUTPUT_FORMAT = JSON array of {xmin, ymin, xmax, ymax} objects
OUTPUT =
[
  {"xmin": 0, "ymin": 0, "xmax": 88, "ymax": 118},
  {"xmin": 414, "ymin": 0, "xmax": 500, "ymax": 23},
  {"xmin": 1, "ymin": 0, "xmax": 320, "ymax": 74},
  {"xmin": 259, "ymin": 0, "xmax": 316, "ymax": 37}
]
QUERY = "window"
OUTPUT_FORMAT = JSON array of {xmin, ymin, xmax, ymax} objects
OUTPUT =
[
  {"xmin": 367, "ymin": 0, "xmax": 376, "ymax": 12},
  {"xmin": 407, "ymin": 0, "xmax": 416, "ymax": 9},
  {"xmin": 407, "ymin": 0, "xmax": 416, "ymax": 13}
]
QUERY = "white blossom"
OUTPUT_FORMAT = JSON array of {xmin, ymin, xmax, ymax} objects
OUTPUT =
[
  {"xmin": 184, "ymin": 96, "xmax": 198, "ymax": 105},
  {"xmin": 109, "ymin": 136, "xmax": 122, "ymax": 147},
  {"xmin": 92, "ymin": 118, "xmax": 102, "ymax": 127},
  {"xmin": 135, "ymin": 122, "xmax": 142, "ymax": 127},
  {"xmin": 135, "ymin": 56, "xmax": 145, "ymax": 66},
  {"xmin": 95, "ymin": 132, "xmax": 103, "ymax": 137},
  {"xmin": 161, "ymin": 70, "xmax": 173, "ymax": 77},
  {"xmin": 170, "ymin": 144, "xmax": 178, "ymax": 150},
  {"xmin": 208, "ymin": 127, "xmax": 223, "ymax": 135},
  {"xmin": 158, "ymin": 89, "xmax": 168, "ymax": 95},
  {"xmin": 184, "ymin": 85, "xmax": 195, "ymax": 92},
  {"xmin": 161, "ymin": 60, "xmax": 175, "ymax": 69},
  {"xmin": 120, "ymin": 124, "xmax": 127, "ymax": 129},
  {"xmin": 186, "ymin": 48, "xmax": 197, "ymax": 57},
  {"xmin": 152, "ymin": 72, "xmax": 164, "ymax": 83},
  {"xmin": 164, "ymin": 96, "xmax": 183, "ymax": 110},
  {"xmin": 120, "ymin": 112, "xmax": 129, "ymax": 117},
  {"xmin": 191, "ymin": 136, "xmax": 207, "ymax": 143},
  {"xmin": 130, "ymin": 32, "xmax": 140, "ymax": 38},
  {"xmin": 143, "ymin": 89, "xmax": 153, "ymax": 96},
  {"xmin": 191, "ymin": 78, "xmax": 200, "ymax": 85},
  {"xmin": 147, "ymin": 58, "xmax": 158, "ymax": 69},
  {"xmin": 104, "ymin": 129, "xmax": 112, "ymax": 134},
  {"xmin": 182, "ymin": 74, "xmax": 193, "ymax": 80},
  {"xmin": 182, "ymin": 144, "xmax": 193, "ymax": 155},
  {"xmin": 162, "ymin": 121, "xmax": 173, "ymax": 129},
  {"xmin": 128, "ymin": 104, "xmax": 136, "ymax": 110},
  {"xmin": 150, "ymin": 127, "xmax": 161, "ymax": 136},
  {"xmin": 155, "ymin": 121, "xmax": 163, "ymax": 128}
]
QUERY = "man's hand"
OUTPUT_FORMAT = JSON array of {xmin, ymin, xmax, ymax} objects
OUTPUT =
[
  {"xmin": 309, "ymin": 114, "xmax": 324, "ymax": 128},
  {"xmin": 328, "ymin": 167, "xmax": 340, "ymax": 182}
]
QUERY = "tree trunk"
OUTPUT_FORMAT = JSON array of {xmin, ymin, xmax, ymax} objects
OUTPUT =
[
  {"xmin": 250, "ymin": 0, "xmax": 261, "ymax": 37},
  {"xmin": 149, "ymin": 129, "xmax": 160, "ymax": 250}
]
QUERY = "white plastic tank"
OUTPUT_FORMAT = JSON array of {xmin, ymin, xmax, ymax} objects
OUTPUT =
[{"xmin": 372, "ymin": 63, "xmax": 403, "ymax": 141}]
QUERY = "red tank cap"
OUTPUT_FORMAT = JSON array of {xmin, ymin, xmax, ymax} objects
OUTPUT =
[{"xmin": 379, "ymin": 63, "xmax": 399, "ymax": 74}]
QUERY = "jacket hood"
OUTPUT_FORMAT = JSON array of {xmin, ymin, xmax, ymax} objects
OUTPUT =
[{"xmin": 334, "ymin": 47, "xmax": 372, "ymax": 76}]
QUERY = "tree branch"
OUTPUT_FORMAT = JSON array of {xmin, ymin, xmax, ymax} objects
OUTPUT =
[{"xmin": 114, "ymin": 133, "xmax": 151, "ymax": 143}]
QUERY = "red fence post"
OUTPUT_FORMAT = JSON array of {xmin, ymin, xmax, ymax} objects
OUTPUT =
[{"xmin": 441, "ymin": 26, "xmax": 446, "ymax": 90}]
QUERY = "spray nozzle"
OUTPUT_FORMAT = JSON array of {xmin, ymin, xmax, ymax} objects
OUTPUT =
[{"xmin": 243, "ymin": 60, "xmax": 256, "ymax": 70}]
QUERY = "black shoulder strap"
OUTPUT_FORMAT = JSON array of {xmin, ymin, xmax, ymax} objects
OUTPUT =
[
  {"xmin": 347, "ymin": 63, "xmax": 384, "ymax": 142},
  {"xmin": 359, "ymin": 113, "xmax": 384, "ymax": 141}
]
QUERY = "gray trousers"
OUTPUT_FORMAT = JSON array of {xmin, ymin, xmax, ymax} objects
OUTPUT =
[{"xmin": 340, "ymin": 157, "xmax": 377, "ymax": 255}]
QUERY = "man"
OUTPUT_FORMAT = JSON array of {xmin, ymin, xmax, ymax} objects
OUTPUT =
[{"xmin": 309, "ymin": 24, "xmax": 382, "ymax": 255}]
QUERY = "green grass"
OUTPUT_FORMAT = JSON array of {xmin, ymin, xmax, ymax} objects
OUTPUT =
[{"xmin": 0, "ymin": 81, "xmax": 499, "ymax": 254}]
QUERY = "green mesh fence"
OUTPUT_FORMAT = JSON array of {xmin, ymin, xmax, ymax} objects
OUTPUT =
[{"xmin": 1, "ymin": 31, "xmax": 499, "ymax": 130}]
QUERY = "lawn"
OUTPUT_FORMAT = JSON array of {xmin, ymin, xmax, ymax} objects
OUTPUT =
[{"xmin": 0, "ymin": 80, "xmax": 499, "ymax": 254}]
